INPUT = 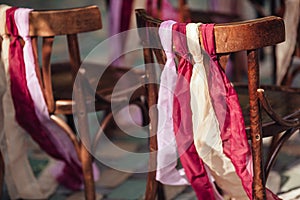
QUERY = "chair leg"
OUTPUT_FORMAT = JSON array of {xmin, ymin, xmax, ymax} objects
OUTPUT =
[
  {"xmin": 145, "ymin": 170, "xmax": 158, "ymax": 200},
  {"xmin": 80, "ymin": 144, "xmax": 95, "ymax": 200}
]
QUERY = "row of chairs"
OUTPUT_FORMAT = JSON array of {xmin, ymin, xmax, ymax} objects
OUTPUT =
[{"xmin": 0, "ymin": 4, "xmax": 299, "ymax": 200}]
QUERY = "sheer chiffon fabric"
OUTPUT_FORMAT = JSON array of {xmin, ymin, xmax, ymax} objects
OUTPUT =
[
  {"xmin": 13, "ymin": 7, "xmax": 95, "ymax": 191},
  {"xmin": 0, "ymin": 5, "xmax": 56, "ymax": 199},
  {"xmin": 201, "ymin": 23, "xmax": 280, "ymax": 200},
  {"xmin": 187, "ymin": 23, "xmax": 247, "ymax": 199},
  {"xmin": 156, "ymin": 20, "xmax": 189, "ymax": 185},
  {"xmin": 172, "ymin": 23, "xmax": 216, "ymax": 199},
  {"xmin": 6, "ymin": 7, "xmax": 85, "ymax": 190}
]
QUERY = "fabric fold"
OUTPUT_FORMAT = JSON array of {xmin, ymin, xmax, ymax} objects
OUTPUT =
[
  {"xmin": 187, "ymin": 23, "xmax": 247, "ymax": 199},
  {"xmin": 200, "ymin": 23, "xmax": 280, "ymax": 200},
  {"xmin": 156, "ymin": 20, "xmax": 189, "ymax": 185},
  {"xmin": 6, "ymin": 7, "xmax": 95, "ymax": 191},
  {"xmin": 0, "ymin": 5, "xmax": 53, "ymax": 199},
  {"xmin": 13, "ymin": 7, "xmax": 90, "ymax": 190},
  {"xmin": 172, "ymin": 22, "xmax": 216, "ymax": 200}
]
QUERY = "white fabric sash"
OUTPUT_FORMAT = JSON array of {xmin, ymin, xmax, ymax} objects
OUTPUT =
[{"xmin": 187, "ymin": 23, "xmax": 247, "ymax": 199}]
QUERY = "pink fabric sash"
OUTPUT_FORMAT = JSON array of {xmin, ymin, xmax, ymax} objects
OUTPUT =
[
  {"xmin": 187, "ymin": 23, "xmax": 247, "ymax": 199},
  {"xmin": 156, "ymin": 20, "xmax": 189, "ymax": 185},
  {"xmin": 172, "ymin": 23, "xmax": 215, "ymax": 200},
  {"xmin": 201, "ymin": 22, "xmax": 253, "ymax": 199},
  {"xmin": 7, "ymin": 7, "xmax": 83, "ymax": 190},
  {"xmin": 201, "ymin": 23, "xmax": 280, "ymax": 200}
]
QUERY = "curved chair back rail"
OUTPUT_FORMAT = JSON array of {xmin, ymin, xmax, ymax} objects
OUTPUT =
[
  {"xmin": 136, "ymin": 9, "xmax": 285, "ymax": 53},
  {"xmin": 29, "ymin": 5, "xmax": 102, "ymax": 36}
]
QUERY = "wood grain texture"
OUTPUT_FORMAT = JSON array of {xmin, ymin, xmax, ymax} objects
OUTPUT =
[
  {"xmin": 135, "ymin": 9, "xmax": 285, "ymax": 53},
  {"xmin": 29, "ymin": 5, "xmax": 102, "ymax": 36},
  {"xmin": 214, "ymin": 16, "xmax": 285, "ymax": 53}
]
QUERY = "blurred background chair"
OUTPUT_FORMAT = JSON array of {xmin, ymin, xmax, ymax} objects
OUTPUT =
[
  {"xmin": 136, "ymin": 8, "xmax": 300, "ymax": 199},
  {"xmin": 31, "ymin": 5, "xmax": 147, "ymax": 199},
  {"xmin": 0, "ymin": 5, "xmax": 147, "ymax": 200}
]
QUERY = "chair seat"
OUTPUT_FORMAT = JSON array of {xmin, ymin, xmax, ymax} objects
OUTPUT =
[
  {"xmin": 235, "ymin": 83, "xmax": 300, "ymax": 137},
  {"xmin": 51, "ymin": 62, "xmax": 145, "ymax": 114}
]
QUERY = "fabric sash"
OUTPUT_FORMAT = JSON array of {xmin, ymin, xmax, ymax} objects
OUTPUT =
[
  {"xmin": 201, "ymin": 23, "xmax": 281, "ymax": 200},
  {"xmin": 7, "ymin": 7, "xmax": 83, "ymax": 190},
  {"xmin": 0, "ymin": 5, "xmax": 56, "ymax": 199},
  {"xmin": 172, "ymin": 22, "xmax": 215, "ymax": 199},
  {"xmin": 156, "ymin": 20, "xmax": 188, "ymax": 185},
  {"xmin": 187, "ymin": 23, "xmax": 247, "ymax": 199}
]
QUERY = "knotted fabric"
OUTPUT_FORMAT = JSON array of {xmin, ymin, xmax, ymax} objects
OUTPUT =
[
  {"xmin": 201, "ymin": 22, "xmax": 254, "ymax": 199},
  {"xmin": 156, "ymin": 20, "xmax": 188, "ymax": 185},
  {"xmin": 172, "ymin": 23, "xmax": 215, "ymax": 199},
  {"xmin": 201, "ymin": 24, "xmax": 281, "ymax": 200},
  {"xmin": 7, "ymin": 7, "xmax": 83, "ymax": 190},
  {"xmin": 187, "ymin": 23, "xmax": 247, "ymax": 199},
  {"xmin": 1, "ymin": 6, "xmax": 56, "ymax": 199}
]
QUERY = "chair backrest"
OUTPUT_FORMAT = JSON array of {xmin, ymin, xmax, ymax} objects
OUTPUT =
[
  {"xmin": 27, "ymin": 5, "xmax": 102, "ymax": 113},
  {"xmin": 135, "ymin": 9, "xmax": 285, "ymax": 199}
]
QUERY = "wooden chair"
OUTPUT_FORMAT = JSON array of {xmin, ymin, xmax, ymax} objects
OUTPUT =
[
  {"xmin": 31, "ymin": 5, "xmax": 147, "ymax": 199},
  {"xmin": 0, "ymin": 5, "xmax": 146, "ymax": 199},
  {"xmin": 135, "ymin": 9, "xmax": 300, "ymax": 200}
]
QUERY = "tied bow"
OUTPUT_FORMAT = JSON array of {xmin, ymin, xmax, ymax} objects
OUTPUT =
[
  {"xmin": 172, "ymin": 23, "xmax": 216, "ymax": 199},
  {"xmin": 187, "ymin": 23, "xmax": 248, "ymax": 199},
  {"xmin": 156, "ymin": 20, "xmax": 189, "ymax": 185},
  {"xmin": 6, "ymin": 7, "xmax": 84, "ymax": 190}
]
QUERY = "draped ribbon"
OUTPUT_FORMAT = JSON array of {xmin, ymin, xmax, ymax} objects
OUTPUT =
[
  {"xmin": 7, "ymin": 7, "xmax": 84, "ymax": 190},
  {"xmin": 0, "ymin": 5, "xmax": 54, "ymax": 199},
  {"xmin": 201, "ymin": 22, "xmax": 253, "ymax": 199},
  {"xmin": 172, "ymin": 23, "xmax": 215, "ymax": 199},
  {"xmin": 201, "ymin": 24, "xmax": 280, "ymax": 200},
  {"xmin": 187, "ymin": 23, "xmax": 247, "ymax": 199},
  {"xmin": 14, "ymin": 7, "xmax": 98, "ymax": 191},
  {"xmin": 156, "ymin": 20, "xmax": 188, "ymax": 185}
]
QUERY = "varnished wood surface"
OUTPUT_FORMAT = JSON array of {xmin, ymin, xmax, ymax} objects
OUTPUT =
[
  {"xmin": 214, "ymin": 16, "xmax": 285, "ymax": 53},
  {"xmin": 135, "ymin": 9, "xmax": 285, "ymax": 53},
  {"xmin": 29, "ymin": 5, "xmax": 102, "ymax": 37}
]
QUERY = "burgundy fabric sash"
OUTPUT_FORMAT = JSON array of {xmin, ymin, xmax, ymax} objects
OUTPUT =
[
  {"xmin": 172, "ymin": 23, "xmax": 215, "ymax": 200},
  {"xmin": 201, "ymin": 22, "xmax": 253, "ymax": 199},
  {"xmin": 6, "ymin": 7, "xmax": 83, "ymax": 190},
  {"xmin": 201, "ymin": 24, "xmax": 281, "ymax": 200}
]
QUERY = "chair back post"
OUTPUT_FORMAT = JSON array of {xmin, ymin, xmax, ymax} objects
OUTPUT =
[
  {"xmin": 136, "ymin": 9, "xmax": 160, "ymax": 200},
  {"xmin": 247, "ymin": 49, "xmax": 265, "ymax": 199},
  {"xmin": 67, "ymin": 32, "xmax": 96, "ymax": 200},
  {"xmin": 41, "ymin": 36, "xmax": 55, "ymax": 113}
]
